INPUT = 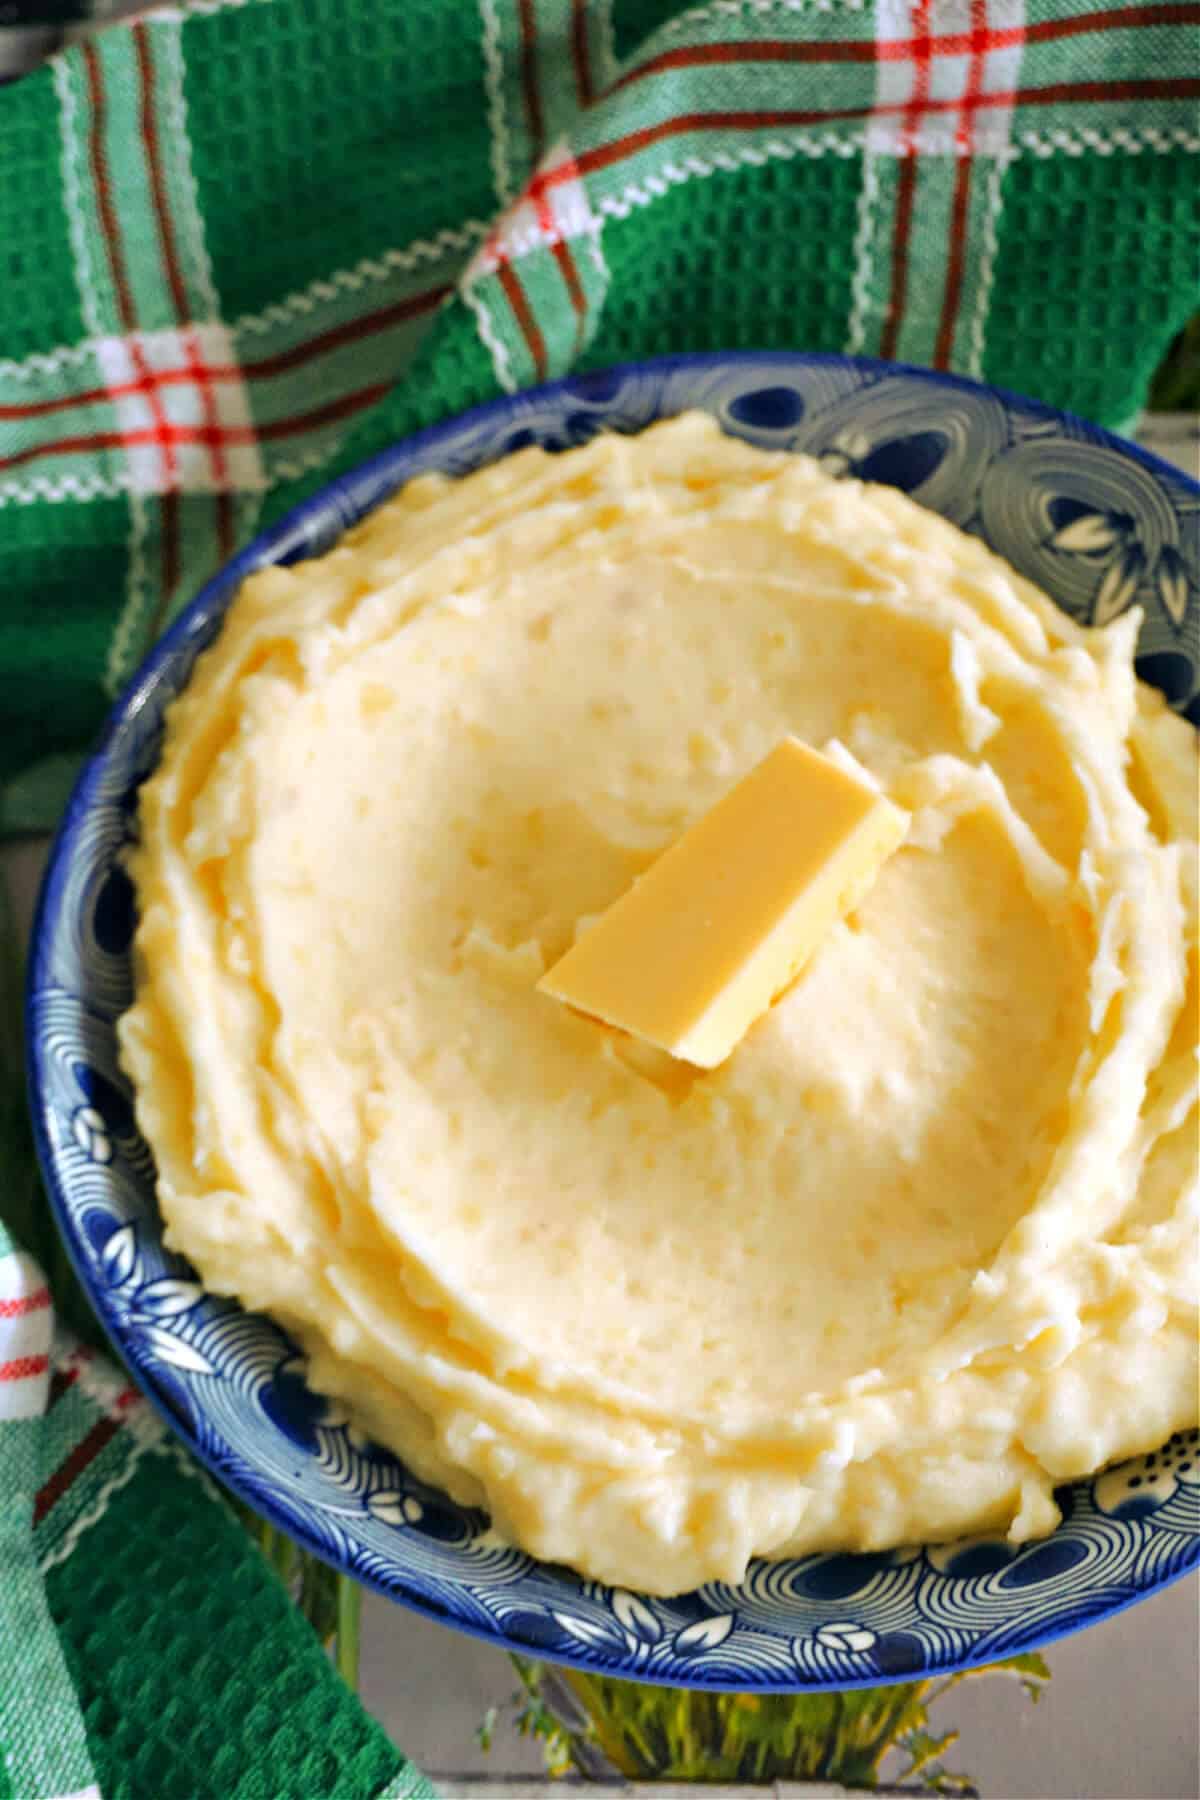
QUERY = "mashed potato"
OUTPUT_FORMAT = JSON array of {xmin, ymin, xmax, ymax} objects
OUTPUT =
[{"xmin": 119, "ymin": 414, "xmax": 1198, "ymax": 1595}]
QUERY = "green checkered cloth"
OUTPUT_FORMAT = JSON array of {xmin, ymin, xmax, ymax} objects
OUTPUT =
[
  {"xmin": 2, "ymin": 0, "xmax": 1198, "ymax": 831},
  {"xmin": 0, "ymin": 1, "xmax": 1197, "ymax": 1794},
  {"xmin": 0, "ymin": 882, "xmax": 435, "ymax": 1800}
]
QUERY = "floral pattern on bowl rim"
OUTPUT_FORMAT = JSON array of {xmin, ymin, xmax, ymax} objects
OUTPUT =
[{"xmin": 28, "ymin": 353, "xmax": 1199, "ymax": 1691}]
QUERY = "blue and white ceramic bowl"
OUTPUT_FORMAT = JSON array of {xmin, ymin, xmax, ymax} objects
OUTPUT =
[{"xmin": 28, "ymin": 354, "xmax": 1200, "ymax": 1691}]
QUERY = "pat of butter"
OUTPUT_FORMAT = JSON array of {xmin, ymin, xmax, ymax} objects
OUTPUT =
[{"xmin": 537, "ymin": 738, "xmax": 910, "ymax": 1068}]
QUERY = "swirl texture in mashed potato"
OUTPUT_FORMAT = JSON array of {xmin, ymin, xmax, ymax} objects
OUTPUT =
[{"xmin": 119, "ymin": 414, "xmax": 1199, "ymax": 1595}]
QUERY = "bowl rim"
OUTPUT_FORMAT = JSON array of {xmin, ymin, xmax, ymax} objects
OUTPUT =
[{"xmin": 25, "ymin": 349, "xmax": 1200, "ymax": 1689}]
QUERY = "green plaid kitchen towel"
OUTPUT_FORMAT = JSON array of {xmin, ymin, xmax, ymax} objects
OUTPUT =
[
  {"xmin": 1, "ymin": 0, "xmax": 1198, "ymax": 831},
  {"xmin": 0, "ymin": 1239, "xmax": 437, "ymax": 1800},
  {"xmin": 0, "ymin": 881, "xmax": 435, "ymax": 1800}
]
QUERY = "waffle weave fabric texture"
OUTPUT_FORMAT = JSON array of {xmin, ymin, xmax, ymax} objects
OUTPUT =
[
  {"xmin": 0, "ymin": 0, "xmax": 1198, "ymax": 830},
  {"xmin": 1, "ymin": 833, "xmax": 428, "ymax": 1790},
  {"xmin": 1, "ymin": 855, "xmax": 430, "ymax": 1800},
  {"xmin": 0, "ymin": 1230, "xmax": 436, "ymax": 1800}
]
